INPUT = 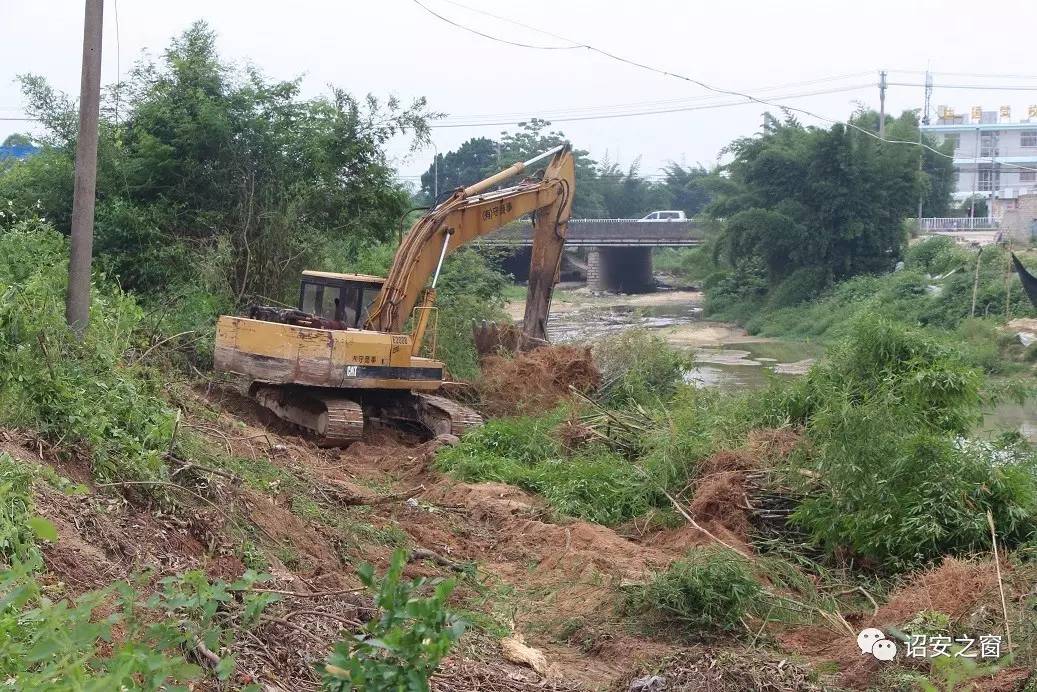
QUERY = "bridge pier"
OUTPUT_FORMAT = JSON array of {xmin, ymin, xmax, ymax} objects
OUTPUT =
[
  {"xmin": 587, "ymin": 246, "xmax": 654, "ymax": 293},
  {"xmin": 500, "ymin": 246, "xmax": 532, "ymax": 281}
]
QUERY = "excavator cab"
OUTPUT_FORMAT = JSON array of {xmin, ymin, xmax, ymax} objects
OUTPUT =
[{"xmin": 298, "ymin": 271, "xmax": 385, "ymax": 328}]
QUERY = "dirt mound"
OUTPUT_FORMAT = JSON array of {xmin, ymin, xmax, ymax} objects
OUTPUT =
[
  {"xmin": 35, "ymin": 483, "xmax": 213, "ymax": 594},
  {"xmin": 746, "ymin": 427, "xmax": 803, "ymax": 462},
  {"xmin": 779, "ymin": 557, "xmax": 1002, "ymax": 690},
  {"xmin": 694, "ymin": 449, "xmax": 755, "ymax": 478},
  {"xmin": 478, "ymin": 345, "xmax": 601, "ymax": 417}
]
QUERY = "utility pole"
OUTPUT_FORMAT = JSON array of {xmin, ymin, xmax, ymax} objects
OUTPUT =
[
  {"xmin": 429, "ymin": 140, "xmax": 439, "ymax": 202},
  {"xmin": 921, "ymin": 69, "xmax": 933, "ymax": 125},
  {"xmin": 969, "ymin": 127, "xmax": 980, "ymax": 221},
  {"xmin": 878, "ymin": 70, "xmax": 887, "ymax": 138},
  {"xmin": 66, "ymin": 0, "xmax": 104, "ymax": 335}
]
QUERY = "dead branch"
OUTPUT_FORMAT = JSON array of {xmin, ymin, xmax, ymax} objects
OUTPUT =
[
  {"xmin": 242, "ymin": 586, "xmax": 365, "ymax": 598},
  {"xmin": 284, "ymin": 609, "xmax": 362, "ymax": 629},
  {"xmin": 259, "ymin": 614, "xmax": 328, "ymax": 647},
  {"xmin": 194, "ymin": 637, "xmax": 222, "ymax": 668},
  {"xmin": 408, "ymin": 548, "xmax": 467, "ymax": 572},
  {"xmin": 138, "ymin": 331, "xmax": 196, "ymax": 363}
]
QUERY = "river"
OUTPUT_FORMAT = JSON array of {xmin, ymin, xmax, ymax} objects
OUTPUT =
[{"xmin": 507, "ymin": 285, "xmax": 1036, "ymax": 442}]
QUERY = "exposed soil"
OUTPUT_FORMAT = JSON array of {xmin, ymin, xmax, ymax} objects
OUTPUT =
[{"xmin": 9, "ymin": 383, "xmax": 1022, "ymax": 692}]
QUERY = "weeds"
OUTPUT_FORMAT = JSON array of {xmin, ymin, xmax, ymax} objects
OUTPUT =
[
  {"xmin": 437, "ymin": 411, "xmax": 661, "ymax": 525},
  {"xmin": 626, "ymin": 547, "xmax": 765, "ymax": 632},
  {"xmin": 324, "ymin": 548, "xmax": 466, "ymax": 691}
]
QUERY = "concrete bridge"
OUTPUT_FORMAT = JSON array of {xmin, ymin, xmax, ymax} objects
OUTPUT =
[{"xmin": 482, "ymin": 219, "xmax": 704, "ymax": 292}]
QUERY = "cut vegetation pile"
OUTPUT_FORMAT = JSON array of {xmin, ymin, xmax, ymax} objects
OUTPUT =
[{"xmin": 476, "ymin": 344, "xmax": 601, "ymax": 417}]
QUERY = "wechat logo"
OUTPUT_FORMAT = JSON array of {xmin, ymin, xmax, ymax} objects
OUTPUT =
[{"xmin": 857, "ymin": 628, "xmax": 897, "ymax": 661}]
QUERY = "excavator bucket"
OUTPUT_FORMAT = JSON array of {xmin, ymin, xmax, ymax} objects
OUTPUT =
[{"xmin": 521, "ymin": 147, "xmax": 574, "ymax": 349}]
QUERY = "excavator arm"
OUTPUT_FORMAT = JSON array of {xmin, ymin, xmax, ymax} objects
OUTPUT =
[{"xmin": 365, "ymin": 144, "xmax": 575, "ymax": 347}]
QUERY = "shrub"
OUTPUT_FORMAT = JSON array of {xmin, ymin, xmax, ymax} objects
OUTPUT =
[
  {"xmin": 904, "ymin": 236, "xmax": 966, "ymax": 274},
  {"xmin": 324, "ymin": 548, "xmax": 465, "ymax": 691},
  {"xmin": 628, "ymin": 547, "xmax": 764, "ymax": 631},
  {"xmin": 765, "ymin": 267, "xmax": 829, "ymax": 309},
  {"xmin": 0, "ymin": 221, "xmax": 177, "ymax": 483},
  {"xmin": 786, "ymin": 317, "xmax": 1037, "ymax": 569},
  {"xmin": 593, "ymin": 329, "xmax": 691, "ymax": 406},
  {"xmin": 437, "ymin": 411, "xmax": 658, "ymax": 525}
]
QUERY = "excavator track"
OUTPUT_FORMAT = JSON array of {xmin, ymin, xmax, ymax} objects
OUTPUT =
[
  {"xmin": 248, "ymin": 385, "xmax": 481, "ymax": 446},
  {"xmin": 411, "ymin": 393, "xmax": 483, "ymax": 438},
  {"xmin": 250, "ymin": 384, "xmax": 364, "ymax": 447}
]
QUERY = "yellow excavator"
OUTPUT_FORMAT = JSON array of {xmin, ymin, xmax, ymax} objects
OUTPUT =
[{"xmin": 214, "ymin": 144, "xmax": 575, "ymax": 445}]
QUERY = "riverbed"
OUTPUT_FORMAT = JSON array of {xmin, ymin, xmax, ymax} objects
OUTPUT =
[{"xmin": 506, "ymin": 285, "xmax": 1036, "ymax": 442}]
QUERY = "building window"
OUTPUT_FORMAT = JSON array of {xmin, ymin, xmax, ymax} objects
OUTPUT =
[
  {"xmin": 980, "ymin": 132, "xmax": 999, "ymax": 158},
  {"xmin": 978, "ymin": 168, "xmax": 999, "ymax": 191},
  {"xmin": 942, "ymin": 133, "xmax": 959, "ymax": 149},
  {"xmin": 1021, "ymin": 170, "xmax": 1037, "ymax": 183},
  {"xmin": 1021, "ymin": 130, "xmax": 1037, "ymax": 147}
]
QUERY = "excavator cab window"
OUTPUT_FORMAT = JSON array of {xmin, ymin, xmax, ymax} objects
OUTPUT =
[{"xmin": 299, "ymin": 276, "xmax": 385, "ymax": 328}]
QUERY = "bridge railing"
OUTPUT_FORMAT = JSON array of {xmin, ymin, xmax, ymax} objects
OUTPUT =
[{"xmin": 915, "ymin": 217, "xmax": 1000, "ymax": 231}]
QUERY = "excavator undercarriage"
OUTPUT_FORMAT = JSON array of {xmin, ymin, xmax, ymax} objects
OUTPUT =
[{"xmin": 248, "ymin": 384, "xmax": 481, "ymax": 446}]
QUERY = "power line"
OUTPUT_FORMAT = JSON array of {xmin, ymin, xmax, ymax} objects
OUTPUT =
[
  {"xmin": 890, "ymin": 81, "xmax": 1037, "ymax": 91},
  {"xmin": 890, "ymin": 69, "xmax": 1037, "ymax": 80},
  {"xmin": 410, "ymin": 0, "xmax": 580, "ymax": 49},
  {"xmin": 411, "ymin": 3, "xmax": 1037, "ymax": 174},
  {"xmin": 431, "ymin": 83, "xmax": 873, "ymax": 128},
  {"xmin": 435, "ymin": 0, "xmax": 581, "ymax": 46},
  {"xmin": 437, "ymin": 72, "xmax": 876, "ymax": 121}
]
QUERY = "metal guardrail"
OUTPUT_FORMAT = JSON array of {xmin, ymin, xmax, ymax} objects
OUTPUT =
[
  {"xmin": 915, "ymin": 217, "xmax": 1000, "ymax": 231},
  {"xmin": 568, "ymin": 218, "xmax": 689, "ymax": 224},
  {"xmin": 481, "ymin": 219, "xmax": 704, "ymax": 247}
]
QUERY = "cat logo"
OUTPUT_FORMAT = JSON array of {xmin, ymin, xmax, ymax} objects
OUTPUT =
[{"xmin": 345, "ymin": 365, "xmax": 358, "ymax": 378}]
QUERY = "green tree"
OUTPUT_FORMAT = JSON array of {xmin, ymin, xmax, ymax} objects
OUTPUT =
[
  {"xmin": 592, "ymin": 157, "xmax": 669, "ymax": 218},
  {"xmin": 419, "ymin": 137, "xmax": 498, "ymax": 203},
  {"xmin": 659, "ymin": 162, "xmax": 713, "ymax": 217},
  {"xmin": 858, "ymin": 109, "xmax": 956, "ymax": 216},
  {"xmin": 1, "ymin": 133, "xmax": 33, "ymax": 147},
  {"xmin": 710, "ymin": 112, "xmax": 930, "ymax": 290},
  {"xmin": 497, "ymin": 118, "xmax": 605, "ymax": 217},
  {"xmin": 3, "ymin": 21, "xmax": 433, "ymax": 303}
]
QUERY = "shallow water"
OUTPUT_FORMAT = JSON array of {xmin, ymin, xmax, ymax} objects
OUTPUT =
[
  {"xmin": 544, "ymin": 290, "xmax": 1036, "ymax": 442},
  {"xmin": 546, "ymin": 295, "xmax": 822, "ymax": 387}
]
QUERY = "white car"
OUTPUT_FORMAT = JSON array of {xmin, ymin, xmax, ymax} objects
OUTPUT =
[{"xmin": 639, "ymin": 210, "xmax": 686, "ymax": 221}]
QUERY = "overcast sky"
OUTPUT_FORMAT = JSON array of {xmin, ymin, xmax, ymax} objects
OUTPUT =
[{"xmin": 4, "ymin": 0, "xmax": 1037, "ymax": 189}]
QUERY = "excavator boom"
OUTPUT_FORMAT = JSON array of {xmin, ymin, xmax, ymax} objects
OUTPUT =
[{"xmin": 366, "ymin": 144, "xmax": 574, "ymax": 345}]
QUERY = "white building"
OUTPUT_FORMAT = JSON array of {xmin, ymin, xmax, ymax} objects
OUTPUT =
[{"xmin": 921, "ymin": 106, "xmax": 1037, "ymax": 206}]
